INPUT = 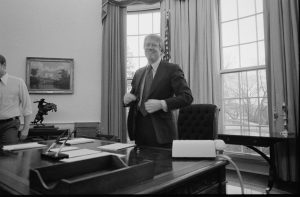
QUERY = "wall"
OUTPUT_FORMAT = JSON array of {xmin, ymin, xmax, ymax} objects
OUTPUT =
[{"xmin": 0, "ymin": 0, "xmax": 102, "ymax": 130}]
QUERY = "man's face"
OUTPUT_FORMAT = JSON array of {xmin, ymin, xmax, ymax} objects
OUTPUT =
[{"xmin": 144, "ymin": 37, "xmax": 162, "ymax": 64}]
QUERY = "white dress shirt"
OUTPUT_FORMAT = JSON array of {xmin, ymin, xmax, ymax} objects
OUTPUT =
[{"xmin": 0, "ymin": 73, "xmax": 32, "ymax": 120}]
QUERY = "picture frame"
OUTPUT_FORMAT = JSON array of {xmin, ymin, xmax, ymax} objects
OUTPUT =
[{"xmin": 26, "ymin": 57, "xmax": 74, "ymax": 94}]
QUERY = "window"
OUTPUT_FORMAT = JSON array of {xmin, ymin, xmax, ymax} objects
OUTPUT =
[
  {"xmin": 219, "ymin": 0, "xmax": 269, "ymax": 156},
  {"xmin": 126, "ymin": 10, "xmax": 160, "ymax": 92}
]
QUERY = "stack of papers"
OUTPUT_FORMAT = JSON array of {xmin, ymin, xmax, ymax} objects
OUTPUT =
[
  {"xmin": 63, "ymin": 149, "xmax": 100, "ymax": 158},
  {"xmin": 2, "ymin": 142, "xmax": 47, "ymax": 151},
  {"xmin": 49, "ymin": 146, "xmax": 79, "ymax": 152},
  {"xmin": 60, "ymin": 138, "xmax": 95, "ymax": 145},
  {"xmin": 61, "ymin": 152, "xmax": 125, "ymax": 163},
  {"xmin": 97, "ymin": 143, "xmax": 135, "ymax": 151}
]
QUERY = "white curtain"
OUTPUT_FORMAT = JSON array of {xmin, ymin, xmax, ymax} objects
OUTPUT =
[
  {"xmin": 264, "ymin": 0, "xmax": 299, "ymax": 182},
  {"xmin": 161, "ymin": 0, "xmax": 221, "ymax": 105},
  {"xmin": 101, "ymin": 0, "xmax": 127, "ymax": 142}
]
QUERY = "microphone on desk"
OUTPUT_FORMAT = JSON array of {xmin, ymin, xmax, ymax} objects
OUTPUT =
[{"xmin": 41, "ymin": 129, "xmax": 74, "ymax": 161}]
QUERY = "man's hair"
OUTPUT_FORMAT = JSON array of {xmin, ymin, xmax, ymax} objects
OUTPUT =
[
  {"xmin": 0, "ymin": 54, "xmax": 6, "ymax": 65},
  {"xmin": 144, "ymin": 34, "xmax": 165, "ymax": 53}
]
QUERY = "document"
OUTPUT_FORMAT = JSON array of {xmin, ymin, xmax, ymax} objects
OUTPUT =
[
  {"xmin": 64, "ymin": 149, "xmax": 100, "ymax": 158},
  {"xmin": 59, "ymin": 138, "xmax": 95, "ymax": 145},
  {"xmin": 61, "ymin": 152, "xmax": 125, "ymax": 163},
  {"xmin": 97, "ymin": 143, "xmax": 136, "ymax": 151},
  {"xmin": 49, "ymin": 146, "xmax": 79, "ymax": 152},
  {"xmin": 2, "ymin": 142, "xmax": 47, "ymax": 151}
]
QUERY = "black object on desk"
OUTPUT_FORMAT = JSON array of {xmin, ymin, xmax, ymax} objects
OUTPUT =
[
  {"xmin": 0, "ymin": 139, "xmax": 228, "ymax": 195},
  {"xmin": 27, "ymin": 126, "xmax": 69, "ymax": 140},
  {"xmin": 30, "ymin": 155, "xmax": 154, "ymax": 194},
  {"xmin": 40, "ymin": 129, "xmax": 71, "ymax": 161},
  {"xmin": 217, "ymin": 132, "xmax": 295, "ymax": 194}
]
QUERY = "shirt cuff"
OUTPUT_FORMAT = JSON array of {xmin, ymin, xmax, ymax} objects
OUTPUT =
[{"xmin": 160, "ymin": 100, "xmax": 168, "ymax": 112}]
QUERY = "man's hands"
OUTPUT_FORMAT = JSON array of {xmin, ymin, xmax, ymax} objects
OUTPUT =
[
  {"xmin": 144, "ymin": 99, "xmax": 162, "ymax": 113},
  {"xmin": 19, "ymin": 127, "xmax": 29, "ymax": 141},
  {"xmin": 124, "ymin": 93, "xmax": 137, "ymax": 105}
]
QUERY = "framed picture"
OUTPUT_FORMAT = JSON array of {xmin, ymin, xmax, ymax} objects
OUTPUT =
[{"xmin": 26, "ymin": 57, "xmax": 74, "ymax": 94}]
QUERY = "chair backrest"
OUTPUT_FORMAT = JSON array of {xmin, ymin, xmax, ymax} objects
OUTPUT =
[{"xmin": 177, "ymin": 104, "xmax": 219, "ymax": 140}]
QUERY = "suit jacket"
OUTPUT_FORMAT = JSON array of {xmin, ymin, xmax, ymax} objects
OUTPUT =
[{"xmin": 126, "ymin": 60, "xmax": 193, "ymax": 144}]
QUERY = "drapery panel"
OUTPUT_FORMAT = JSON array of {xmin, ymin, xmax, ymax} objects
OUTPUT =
[
  {"xmin": 101, "ymin": 0, "xmax": 127, "ymax": 142},
  {"xmin": 264, "ymin": 0, "xmax": 299, "ymax": 182},
  {"xmin": 161, "ymin": 0, "xmax": 221, "ymax": 105},
  {"xmin": 160, "ymin": 0, "xmax": 221, "ymax": 137}
]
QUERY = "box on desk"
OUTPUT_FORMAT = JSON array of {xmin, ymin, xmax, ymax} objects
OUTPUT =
[
  {"xmin": 27, "ymin": 127, "xmax": 69, "ymax": 140},
  {"xmin": 29, "ymin": 155, "xmax": 154, "ymax": 194}
]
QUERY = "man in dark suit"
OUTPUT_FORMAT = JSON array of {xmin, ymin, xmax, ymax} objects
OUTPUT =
[{"xmin": 124, "ymin": 34, "xmax": 193, "ymax": 148}]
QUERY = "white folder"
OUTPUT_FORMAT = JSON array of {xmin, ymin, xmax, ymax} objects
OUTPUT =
[{"xmin": 172, "ymin": 140, "xmax": 216, "ymax": 158}]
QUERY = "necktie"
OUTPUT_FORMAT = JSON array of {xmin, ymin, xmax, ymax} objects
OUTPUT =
[{"xmin": 139, "ymin": 65, "xmax": 153, "ymax": 116}]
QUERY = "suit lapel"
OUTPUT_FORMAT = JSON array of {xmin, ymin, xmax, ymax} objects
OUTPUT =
[{"xmin": 136, "ymin": 66, "xmax": 148, "ymax": 98}]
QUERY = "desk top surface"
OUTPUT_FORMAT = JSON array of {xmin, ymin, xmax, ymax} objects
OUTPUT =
[
  {"xmin": 0, "ymin": 139, "xmax": 227, "ymax": 194},
  {"xmin": 218, "ymin": 131, "xmax": 295, "ymax": 139}
]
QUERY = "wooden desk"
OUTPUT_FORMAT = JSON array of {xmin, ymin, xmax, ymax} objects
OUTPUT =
[
  {"xmin": 217, "ymin": 132, "xmax": 295, "ymax": 194},
  {"xmin": 0, "ymin": 139, "xmax": 228, "ymax": 194}
]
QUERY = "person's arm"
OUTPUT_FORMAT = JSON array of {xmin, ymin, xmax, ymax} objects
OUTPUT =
[
  {"xmin": 19, "ymin": 79, "xmax": 33, "ymax": 140},
  {"xmin": 145, "ymin": 64, "xmax": 193, "ymax": 113},
  {"xmin": 19, "ymin": 115, "xmax": 31, "ymax": 140}
]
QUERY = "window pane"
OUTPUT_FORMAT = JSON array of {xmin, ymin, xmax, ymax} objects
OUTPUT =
[
  {"xmin": 241, "ymin": 99, "xmax": 249, "ymax": 126},
  {"xmin": 127, "ymin": 36, "xmax": 139, "ymax": 57},
  {"xmin": 222, "ymin": 21, "xmax": 239, "ymax": 46},
  {"xmin": 257, "ymin": 14, "xmax": 264, "ymax": 40},
  {"xmin": 240, "ymin": 42, "xmax": 258, "ymax": 67},
  {"xmin": 258, "ymin": 69, "xmax": 267, "ymax": 97},
  {"xmin": 259, "ymin": 98, "xmax": 269, "ymax": 125},
  {"xmin": 223, "ymin": 73, "xmax": 239, "ymax": 98},
  {"xmin": 249, "ymin": 98, "xmax": 259, "ymax": 125},
  {"xmin": 240, "ymin": 71, "xmax": 247, "ymax": 98},
  {"xmin": 127, "ymin": 58, "xmax": 139, "ymax": 78},
  {"xmin": 139, "ymin": 35, "xmax": 146, "ymax": 56},
  {"xmin": 222, "ymin": 46, "xmax": 240, "ymax": 69},
  {"xmin": 247, "ymin": 70, "xmax": 258, "ymax": 97},
  {"xmin": 220, "ymin": 0, "xmax": 238, "ymax": 22},
  {"xmin": 153, "ymin": 12, "xmax": 160, "ymax": 33},
  {"xmin": 258, "ymin": 41, "xmax": 265, "ymax": 65},
  {"xmin": 256, "ymin": 0, "xmax": 263, "ymax": 13},
  {"xmin": 224, "ymin": 125, "xmax": 242, "ymax": 135},
  {"xmin": 139, "ymin": 13, "xmax": 152, "ymax": 34},
  {"xmin": 224, "ymin": 99, "xmax": 240, "ymax": 125},
  {"xmin": 127, "ymin": 14, "xmax": 138, "ymax": 35},
  {"xmin": 238, "ymin": 0, "xmax": 255, "ymax": 18},
  {"xmin": 239, "ymin": 16, "xmax": 256, "ymax": 43},
  {"xmin": 140, "ymin": 57, "xmax": 148, "ymax": 67}
]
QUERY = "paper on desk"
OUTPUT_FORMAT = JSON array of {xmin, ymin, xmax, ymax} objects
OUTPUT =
[
  {"xmin": 97, "ymin": 143, "xmax": 136, "ymax": 151},
  {"xmin": 60, "ymin": 138, "xmax": 95, "ymax": 145},
  {"xmin": 63, "ymin": 148, "xmax": 100, "ymax": 158},
  {"xmin": 2, "ymin": 142, "xmax": 47, "ymax": 151},
  {"xmin": 49, "ymin": 146, "xmax": 79, "ymax": 152},
  {"xmin": 61, "ymin": 152, "xmax": 125, "ymax": 163}
]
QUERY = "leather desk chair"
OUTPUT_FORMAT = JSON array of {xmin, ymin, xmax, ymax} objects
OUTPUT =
[{"xmin": 177, "ymin": 104, "xmax": 219, "ymax": 140}]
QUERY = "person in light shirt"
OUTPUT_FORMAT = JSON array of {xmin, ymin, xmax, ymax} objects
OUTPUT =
[
  {"xmin": 123, "ymin": 34, "xmax": 193, "ymax": 148},
  {"xmin": 0, "ymin": 54, "xmax": 32, "ymax": 146}
]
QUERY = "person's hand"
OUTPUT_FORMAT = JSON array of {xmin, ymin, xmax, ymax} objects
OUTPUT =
[
  {"xmin": 144, "ymin": 99, "xmax": 162, "ymax": 113},
  {"xmin": 124, "ymin": 93, "xmax": 137, "ymax": 105},
  {"xmin": 19, "ymin": 127, "xmax": 29, "ymax": 141}
]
